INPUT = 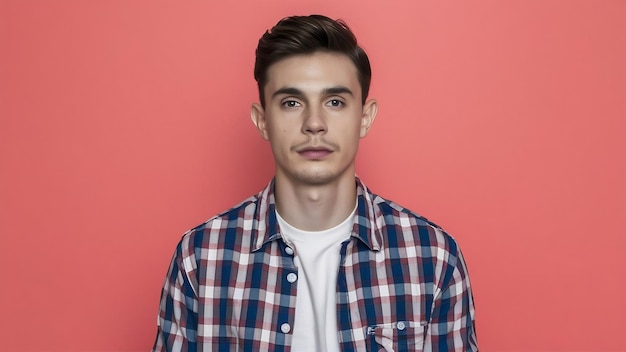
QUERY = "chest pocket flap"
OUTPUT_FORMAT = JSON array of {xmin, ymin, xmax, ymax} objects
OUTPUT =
[{"xmin": 367, "ymin": 321, "xmax": 426, "ymax": 352}]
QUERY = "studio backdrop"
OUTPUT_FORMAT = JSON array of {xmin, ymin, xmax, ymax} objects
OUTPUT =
[{"xmin": 1, "ymin": 0, "xmax": 624, "ymax": 351}]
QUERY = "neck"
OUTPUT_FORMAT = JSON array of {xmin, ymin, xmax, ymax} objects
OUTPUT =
[{"xmin": 274, "ymin": 175, "xmax": 357, "ymax": 231}]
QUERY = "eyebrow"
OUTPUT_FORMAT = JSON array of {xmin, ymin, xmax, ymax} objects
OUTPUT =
[{"xmin": 271, "ymin": 86, "xmax": 354, "ymax": 99}]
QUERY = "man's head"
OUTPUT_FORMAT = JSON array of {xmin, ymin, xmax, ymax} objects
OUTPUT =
[
  {"xmin": 250, "ymin": 15, "xmax": 378, "ymax": 189},
  {"xmin": 254, "ymin": 15, "xmax": 371, "ymax": 108}
]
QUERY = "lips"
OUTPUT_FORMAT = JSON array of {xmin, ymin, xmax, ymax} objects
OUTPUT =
[{"xmin": 297, "ymin": 147, "xmax": 333, "ymax": 159}]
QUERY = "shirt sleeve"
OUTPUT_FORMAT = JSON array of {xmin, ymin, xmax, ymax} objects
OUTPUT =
[
  {"xmin": 424, "ymin": 245, "xmax": 479, "ymax": 352},
  {"xmin": 152, "ymin": 240, "xmax": 199, "ymax": 352}
]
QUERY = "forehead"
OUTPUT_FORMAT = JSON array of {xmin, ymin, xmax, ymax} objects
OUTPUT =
[{"xmin": 264, "ymin": 51, "xmax": 360, "ymax": 95}]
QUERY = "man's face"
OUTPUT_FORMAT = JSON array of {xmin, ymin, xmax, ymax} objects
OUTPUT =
[{"xmin": 251, "ymin": 51, "xmax": 377, "ymax": 187}]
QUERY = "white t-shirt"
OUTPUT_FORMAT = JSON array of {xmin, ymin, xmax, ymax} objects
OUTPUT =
[{"xmin": 276, "ymin": 206, "xmax": 356, "ymax": 352}]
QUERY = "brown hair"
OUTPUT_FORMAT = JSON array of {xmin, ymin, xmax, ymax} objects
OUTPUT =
[{"xmin": 254, "ymin": 15, "xmax": 371, "ymax": 107}]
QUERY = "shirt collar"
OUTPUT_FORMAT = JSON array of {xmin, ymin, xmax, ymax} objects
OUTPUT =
[{"xmin": 251, "ymin": 176, "xmax": 382, "ymax": 252}]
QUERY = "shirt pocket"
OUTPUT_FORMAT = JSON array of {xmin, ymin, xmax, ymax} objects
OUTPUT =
[{"xmin": 367, "ymin": 321, "xmax": 426, "ymax": 352}]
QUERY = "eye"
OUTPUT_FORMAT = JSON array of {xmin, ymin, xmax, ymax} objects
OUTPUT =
[
  {"xmin": 282, "ymin": 100, "xmax": 301, "ymax": 108},
  {"xmin": 326, "ymin": 99, "xmax": 344, "ymax": 108}
]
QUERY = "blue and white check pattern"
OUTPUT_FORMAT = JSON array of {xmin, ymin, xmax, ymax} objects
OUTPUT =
[{"xmin": 153, "ymin": 177, "xmax": 478, "ymax": 351}]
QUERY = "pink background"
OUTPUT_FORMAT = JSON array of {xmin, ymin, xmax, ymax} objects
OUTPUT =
[{"xmin": 1, "ymin": 0, "xmax": 625, "ymax": 351}]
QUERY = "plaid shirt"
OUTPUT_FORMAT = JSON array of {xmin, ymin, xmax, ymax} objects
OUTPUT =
[{"xmin": 153, "ymin": 178, "xmax": 478, "ymax": 351}]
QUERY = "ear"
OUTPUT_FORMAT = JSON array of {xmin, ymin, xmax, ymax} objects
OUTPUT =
[
  {"xmin": 359, "ymin": 99, "xmax": 378, "ymax": 138},
  {"xmin": 250, "ymin": 103, "xmax": 270, "ymax": 141}
]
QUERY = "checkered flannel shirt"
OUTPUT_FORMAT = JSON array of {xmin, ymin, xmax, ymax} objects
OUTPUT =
[{"xmin": 153, "ymin": 177, "xmax": 478, "ymax": 351}]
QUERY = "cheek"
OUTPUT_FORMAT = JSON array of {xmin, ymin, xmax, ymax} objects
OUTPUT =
[{"xmin": 266, "ymin": 121, "xmax": 287, "ymax": 137}]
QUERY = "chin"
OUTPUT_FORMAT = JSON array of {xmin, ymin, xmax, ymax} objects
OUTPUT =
[
  {"xmin": 290, "ymin": 172, "xmax": 332, "ymax": 185},
  {"xmin": 291, "ymin": 167, "xmax": 351, "ymax": 186},
  {"xmin": 277, "ymin": 163, "xmax": 354, "ymax": 186}
]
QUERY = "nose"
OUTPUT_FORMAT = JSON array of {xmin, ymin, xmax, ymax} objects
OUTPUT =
[{"xmin": 301, "ymin": 106, "xmax": 327, "ymax": 135}]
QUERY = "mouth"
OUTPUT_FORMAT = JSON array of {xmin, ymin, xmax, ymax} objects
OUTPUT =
[{"xmin": 297, "ymin": 146, "xmax": 333, "ymax": 160}]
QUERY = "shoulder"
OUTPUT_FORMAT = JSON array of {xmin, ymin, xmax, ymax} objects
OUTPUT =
[
  {"xmin": 175, "ymin": 192, "xmax": 263, "ymax": 260},
  {"xmin": 372, "ymin": 193, "xmax": 472, "ymax": 290},
  {"xmin": 372, "ymin": 192, "xmax": 462, "ymax": 262}
]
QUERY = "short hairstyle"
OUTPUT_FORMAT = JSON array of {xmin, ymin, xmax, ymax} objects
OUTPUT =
[{"xmin": 254, "ymin": 15, "xmax": 372, "ymax": 107}]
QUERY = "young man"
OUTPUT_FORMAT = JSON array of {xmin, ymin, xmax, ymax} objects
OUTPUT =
[{"xmin": 153, "ymin": 15, "xmax": 478, "ymax": 352}]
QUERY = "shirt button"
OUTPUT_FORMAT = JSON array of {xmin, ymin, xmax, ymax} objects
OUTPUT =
[
  {"xmin": 285, "ymin": 247, "xmax": 294, "ymax": 255},
  {"xmin": 280, "ymin": 323, "xmax": 291, "ymax": 333},
  {"xmin": 397, "ymin": 322, "xmax": 406, "ymax": 331},
  {"xmin": 286, "ymin": 273, "xmax": 297, "ymax": 283}
]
